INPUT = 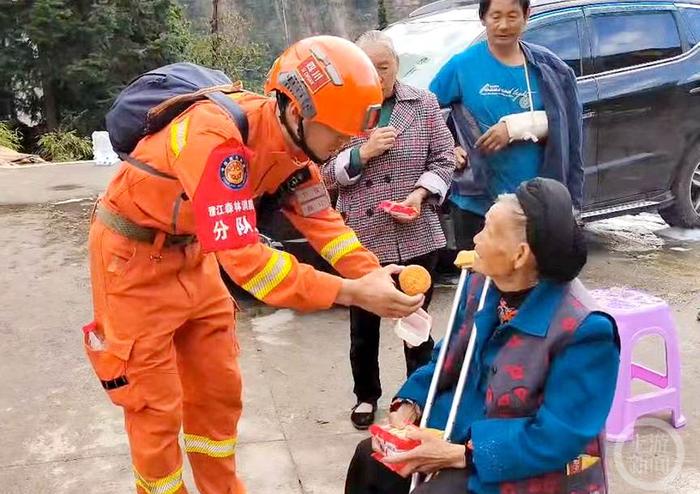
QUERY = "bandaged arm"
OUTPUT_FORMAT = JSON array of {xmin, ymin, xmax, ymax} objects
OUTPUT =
[{"xmin": 499, "ymin": 111, "xmax": 548, "ymax": 143}]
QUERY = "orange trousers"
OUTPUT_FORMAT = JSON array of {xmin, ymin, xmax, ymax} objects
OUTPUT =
[{"xmin": 86, "ymin": 220, "xmax": 245, "ymax": 494}]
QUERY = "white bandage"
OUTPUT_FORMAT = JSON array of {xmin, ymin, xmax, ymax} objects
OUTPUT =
[{"xmin": 499, "ymin": 111, "xmax": 548, "ymax": 143}]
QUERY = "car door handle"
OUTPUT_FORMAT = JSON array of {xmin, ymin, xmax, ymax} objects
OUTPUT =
[{"xmin": 690, "ymin": 87, "xmax": 700, "ymax": 95}]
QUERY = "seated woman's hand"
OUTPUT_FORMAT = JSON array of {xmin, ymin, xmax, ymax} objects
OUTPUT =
[
  {"xmin": 388, "ymin": 401, "xmax": 420, "ymax": 429},
  {"xmin": 381, "ymin": 428, "xmax": 467, "ymax": 478}
]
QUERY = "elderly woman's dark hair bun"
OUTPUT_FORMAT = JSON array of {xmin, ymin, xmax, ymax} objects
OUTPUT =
[{"xmin": 515, "ymin": 178, "xmax": 587, "ymax": 282}]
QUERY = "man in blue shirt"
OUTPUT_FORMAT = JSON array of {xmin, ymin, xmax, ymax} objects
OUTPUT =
[
  {"xmin": 345, "ymin": 178, "xmax": 619, "ymax": 494},
  {"xmin": 431, "ymin": 0, "xmax": 584, "ymax": 257}
]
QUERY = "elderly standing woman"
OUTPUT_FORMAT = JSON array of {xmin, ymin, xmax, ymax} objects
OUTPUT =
[
  {"xmin": 322, "ymin": 30, "xmax": 455, "ymax": 429},
  {"xmin": 345, "ymin": 178, "xmax": 620, "ymax": 494}
]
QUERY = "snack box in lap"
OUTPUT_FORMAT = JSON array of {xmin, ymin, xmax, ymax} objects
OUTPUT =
[{"xmin": 369, "ymin": 424, "xmax": 442, "ymax": 473}]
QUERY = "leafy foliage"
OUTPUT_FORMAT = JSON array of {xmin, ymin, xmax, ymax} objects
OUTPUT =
[
  {"xmin": 0, "ymin": 122, "xmax": 22, "ymax": 151},
  {"xmin": 1, "ymin": 0, "xmax": 192, "ymax": 136},
  {"xmin": 0, "ymin": 0, "xmax": 432, "ymax": 155},
  {"xmin": 38, "ymin": 128, "xmax": 93, "ymax": 162}
]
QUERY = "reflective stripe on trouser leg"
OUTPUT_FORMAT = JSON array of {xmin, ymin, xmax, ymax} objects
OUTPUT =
[
  {"xmin": 184, "ymin": 434, "xmax": 237, "ymax": 458},
  {"xmin": 176, "ymin": 272, "xmax": 245, "ymax": 493},
  {"xmin": 134, "ymin": 466, "xmax": 184, "ymax": 494}
]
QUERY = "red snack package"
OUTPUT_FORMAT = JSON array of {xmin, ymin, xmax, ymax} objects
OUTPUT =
[
  {"xmin": 378, "ymin": 201, "xmax": 419, "ymax": 220},
  {"xmin": 369, "ymin": 424, "xmax": 422, "ymax": 473}
]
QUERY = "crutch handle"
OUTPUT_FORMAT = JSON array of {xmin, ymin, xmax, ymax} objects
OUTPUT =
[{"xmin": 454, "ymin": 250, "xmax": 477, "ymax": 269}]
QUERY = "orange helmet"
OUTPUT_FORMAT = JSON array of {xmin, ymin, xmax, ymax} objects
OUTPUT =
[{"xmin": 265, "ymin": 35, "xmax": 383, "ymax": 136}]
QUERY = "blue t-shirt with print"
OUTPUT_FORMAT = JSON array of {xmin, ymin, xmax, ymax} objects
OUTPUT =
[{"xmin": 431, "ymin": 41, "xmax": 544, "ymax": 216}]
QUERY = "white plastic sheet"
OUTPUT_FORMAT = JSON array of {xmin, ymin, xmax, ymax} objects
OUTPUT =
[{"xmin": 91, "ymin": 131, "xmax": 119, "ymax": 166}]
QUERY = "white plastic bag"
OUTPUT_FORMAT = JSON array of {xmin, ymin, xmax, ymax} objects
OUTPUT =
[{"xmin": 394, "ymin": 309, "xmax": 432, "ymax": 347}]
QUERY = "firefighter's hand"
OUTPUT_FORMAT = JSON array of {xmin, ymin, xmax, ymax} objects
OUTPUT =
[
  {"xmin": 380, "ymin": 428, "xmax": 467, "ymax": 477},
  {"xmin": 359, "ymin": 126, "xmax": 397, "ymax": 164},
  {"xmin": 454, "ymin": 146, "xmax": 468, "ymax": 170},
  {"xmin": 476, "ymin": 122, "xmax": 510, "ymax": 154},
  {"xmin": 336, "ymin": 265, "xmax": 424, "ymax": 318}
]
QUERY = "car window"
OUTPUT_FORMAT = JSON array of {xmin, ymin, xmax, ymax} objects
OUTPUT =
[
  {"xmin": 385, "ymin": 19, "xmax": 484, "ymax": 89},
  {"xmin": 681, "ymin": 7, "xmax": 700, "ymax": 45},
  {"xmin": 522, "ymin": 19, "xmax": 583, "ymax": 77},
  {"xmin": 590, "ymin": 11, "xmax": 682, "ymax": 73}
]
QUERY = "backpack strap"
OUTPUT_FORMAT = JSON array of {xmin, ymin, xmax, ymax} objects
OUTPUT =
[
  {"xmin": 206, "ymin": 91, "xmax": 249, "ymax": 144},
  {"xmin": 146, "ymin": 85, "xmax": 249, "ymax": 145},
  {"xmin": 120, "ymin": 90, "xmax": 249, "ymax": 181},
  {"xmin": 118, "ymin": 153, "xmax": 178, "ymax": 180}
]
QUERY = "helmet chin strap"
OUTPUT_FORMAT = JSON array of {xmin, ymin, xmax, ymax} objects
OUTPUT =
[{"xmin": 276, "ymin": 93, "xmax": 325, "ymax": 165}]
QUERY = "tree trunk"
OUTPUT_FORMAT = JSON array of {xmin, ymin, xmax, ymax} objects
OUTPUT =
[
  {"xmin": 211, "ymin": 0, "xmax": 220, "ymax": 34},
  {"xmin": 211, "ymin": 0, "xmax": 220, "ymax": 65},
  {"xmin": 42, "ymin": 73, "xmax": 58, "ymax": 131},
  {"xmin": 279, "ymin": 0, "xmax": 290, "ymax": 46},
  {"xmin": 378, "ymin": 0, "xmax": 388, "ymax": 29}
]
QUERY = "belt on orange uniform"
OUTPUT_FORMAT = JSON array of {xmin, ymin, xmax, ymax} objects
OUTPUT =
[{"xmin": 95, "ymin": 203, "xmax": 196, "ymax": 247}]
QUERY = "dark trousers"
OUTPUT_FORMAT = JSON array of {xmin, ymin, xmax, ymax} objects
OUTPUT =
[
  {"xmin": 345, "ymin": 438, "xmax": 471, "ymax": 494},
  {"xmin": 437, "ymin": 204, "xmax": 485, "ymax": 275},
  {"xmin": 350, "ymin": 251, "xmax": 438, "ymax": 404}
]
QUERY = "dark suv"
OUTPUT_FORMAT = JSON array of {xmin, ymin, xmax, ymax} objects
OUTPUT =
[{"xmin": 384, "ymin": 0, "xmax": 700, "ymax": 227}]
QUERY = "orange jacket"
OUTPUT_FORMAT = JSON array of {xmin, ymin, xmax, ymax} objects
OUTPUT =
[{"xmin": 101, "ymin": 92, "xmax": 380, "ymax": 311}]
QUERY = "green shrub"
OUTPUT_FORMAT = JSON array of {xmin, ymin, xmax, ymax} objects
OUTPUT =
[
  {"xmin": 0, "ymin": 122, "xmax": 22, "ymax": 151},
  {"xmin": 38, "ymin": 128, "xmax": 92, "ymax": 162}
]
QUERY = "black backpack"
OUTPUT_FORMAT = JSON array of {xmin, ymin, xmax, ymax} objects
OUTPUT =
[{"xmin": 105, "ymin": 62, "xmax": 249, "ymax": 158}]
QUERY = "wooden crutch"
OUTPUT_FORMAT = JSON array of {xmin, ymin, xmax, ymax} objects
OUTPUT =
[{"xmin": 410, "ymin": 250, "xmax": 491, "ymax": 492}]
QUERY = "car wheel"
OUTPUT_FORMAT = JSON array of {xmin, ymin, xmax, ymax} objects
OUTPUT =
[{"xmin": 659, "ymin": 143, "xmax": 700, "ymax": 228}]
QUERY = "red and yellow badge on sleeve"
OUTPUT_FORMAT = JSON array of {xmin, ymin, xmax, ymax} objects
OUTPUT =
[{"xmin": 193, "ymin": 139, "xmax": 258, "ymax": 252}]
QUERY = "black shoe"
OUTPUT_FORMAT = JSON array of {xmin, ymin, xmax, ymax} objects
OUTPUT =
[{"xmin": 350, "ymin": 402, "xmax": 376, "ymax": 430}]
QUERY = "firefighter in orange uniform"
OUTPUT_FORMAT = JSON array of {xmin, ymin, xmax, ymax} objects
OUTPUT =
[{"xmin": 86, "ymin": 36, "xmax": 424, "ymax": 494}]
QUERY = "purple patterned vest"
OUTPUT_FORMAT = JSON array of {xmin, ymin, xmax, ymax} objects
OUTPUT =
[{"xmin": 472, "ymin": 274, "xmax": 608, "ymax": 494}]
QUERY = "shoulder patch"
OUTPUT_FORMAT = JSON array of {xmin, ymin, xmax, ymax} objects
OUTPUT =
[{"xmin": 220, "ymin": 154, "xmax": 248, "ymax": 190}]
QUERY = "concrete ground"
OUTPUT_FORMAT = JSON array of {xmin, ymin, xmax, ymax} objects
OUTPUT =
[{"xmin": 1, "ymin": 162, "xmax": 699, "ymax": 493}]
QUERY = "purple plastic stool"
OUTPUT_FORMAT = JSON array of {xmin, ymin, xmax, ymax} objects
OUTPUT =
[{"xmin": 591, "ymin": 287, "xmax": 686, "ymax": 442}]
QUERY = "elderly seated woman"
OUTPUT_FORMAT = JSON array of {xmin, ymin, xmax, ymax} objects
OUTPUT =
[{"xmin": 345, "ymin": 178, "xmax": 620, "ymax": 494}]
